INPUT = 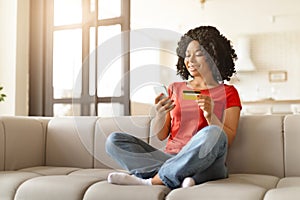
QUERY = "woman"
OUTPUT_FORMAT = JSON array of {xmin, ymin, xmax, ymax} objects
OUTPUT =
[{"xmin": 105, "ymin": 26, "xmax": 242, "ymax": 189}]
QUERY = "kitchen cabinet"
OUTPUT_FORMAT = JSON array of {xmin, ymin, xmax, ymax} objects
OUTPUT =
[{"xmin": 241, "ymin": 99, "xmax": 300, "ymax": 115}]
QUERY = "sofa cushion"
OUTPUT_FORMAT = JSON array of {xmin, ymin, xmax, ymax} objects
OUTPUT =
[
  {"xmin": 0, "ymin": 171, "xmax": 40, "ymax": 200},
  {"xmin": 166, "ymin": 174, "xmax": 279, "ymax": 200},
  {"xmin": 46, "ymin": 117, "xmax": 98, "ymax": 168},
  {"xmin": 1, "ymin": 116, "xmax": 46, "ymax": 170},
  {"xmin": 83, "ymin": 182, "xmax": 170, "ymax": 200},
  {"xmin": 14, "ymin": 168, "xmax": 116, "ymax": 200},
  {"xmin": 264, "ymin": 177, "xmax": 300, "ymax": 200},
  {"xmin": 227, "ymin": 115, "xmax": 285, "ymax": 177},
  {"xmin": 264, "ymin": 187, "xmax": 300, "ymax": 200},
  {"xmin": 14, "ymin": 175, "xmax": 100, "ymax": 200},
  {"xmin": 283, "ymin": 115, "xmax": 300, "ymax": 176},
  {"xmin": 69, "ymin": 168, "xmax": 117, "ymax": 178},
  {"xmin": 19, "ymin": 166, "xmax": 81, "ymax": 175},
  {"xmin": 94, "ymin": 116, "xmax": 151, "ymax": 169},
  {"xmin": 276, "ymin": 177, "xmax": 300, "ymax": 187}
]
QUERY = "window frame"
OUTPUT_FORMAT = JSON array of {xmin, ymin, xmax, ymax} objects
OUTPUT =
[{"xmin": 29, "ymin": 0, "xmax": 131, "ymax": 116}]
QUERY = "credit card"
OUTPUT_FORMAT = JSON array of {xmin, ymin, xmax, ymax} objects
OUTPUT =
[{"xmin": 182, "ymin": 90, "xmax": 201, "ymax": 100}]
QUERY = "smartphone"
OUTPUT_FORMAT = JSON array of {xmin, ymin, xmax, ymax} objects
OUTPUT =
[
  {"xmin": 153, "ymin": 85, "xmax": 168, "ymax": 97},
  {"xmin": 182, "ymin": 90, "xmax": 201, "ymax": 100}
]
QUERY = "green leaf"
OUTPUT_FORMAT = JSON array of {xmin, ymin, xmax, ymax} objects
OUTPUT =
[{"xmin": 0, "ymin": 86, "xmax": 6, "ymax": 102}]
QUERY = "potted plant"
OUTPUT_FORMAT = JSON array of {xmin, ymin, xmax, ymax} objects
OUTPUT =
[{"xmin": 0, "ymin": 86, "xmax": 6, "ymax": 102}]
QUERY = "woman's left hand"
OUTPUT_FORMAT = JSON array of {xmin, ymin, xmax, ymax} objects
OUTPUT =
[{"xmin": 196, "ymin": 94, "xmax": 214, "ymax": 119}]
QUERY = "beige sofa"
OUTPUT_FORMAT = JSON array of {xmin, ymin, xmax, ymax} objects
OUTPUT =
[{"xmin": 1, "ymin": 114, "xmax": 300, "ymax": 200}]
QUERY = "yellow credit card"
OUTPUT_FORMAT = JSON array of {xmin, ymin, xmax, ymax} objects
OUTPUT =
[{"xmin": 182, "ymin": 90, "xmax": 201, "ymax": 100}]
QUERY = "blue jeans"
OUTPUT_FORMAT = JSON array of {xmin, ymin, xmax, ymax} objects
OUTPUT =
[{"xmin": 105, "ymin": 125, "xmax": 228, "ymax": 189}]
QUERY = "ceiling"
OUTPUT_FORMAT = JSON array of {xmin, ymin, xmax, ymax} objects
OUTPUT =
[{"xmin": 131, "ymin": 0, "xmax": 300, "ymax": 38}]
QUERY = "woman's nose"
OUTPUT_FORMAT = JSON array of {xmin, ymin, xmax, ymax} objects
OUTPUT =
[{"xmin": 188, "ymin": 54, "xmax": 196, "ymax": 63}]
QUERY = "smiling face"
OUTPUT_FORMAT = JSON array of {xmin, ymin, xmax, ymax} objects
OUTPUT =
[{"xmin": 184, "ymin": 40, "xmax": 213, "ymax": 80}]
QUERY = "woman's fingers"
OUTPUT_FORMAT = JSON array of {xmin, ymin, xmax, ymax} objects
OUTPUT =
[
  {"xmin": 196, "ymin": 95, "xmax": 214, "ymax": 114},
  {"xmin": 162, "ymin": 99, "xmax": 175, "ymax": 111},
  {"xmin": 155, "ymin": 95, "xmax": 175, "ymax": 114},
  {"xmin": 155, "ymin": 93, "xmax": 165, "ymax": 104}
]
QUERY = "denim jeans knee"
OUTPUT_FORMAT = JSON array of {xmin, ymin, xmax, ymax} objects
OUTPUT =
[
  {"xmin": 105, "ymin": 132, "xmax": 171, "ymax": 178},
  {"xmin": 105, "ymin": 132, "xmax": 125, "ymax": 155},
  {"xmin": 158, "ymin": 125, "xmax": 228, "ymax": 189}
]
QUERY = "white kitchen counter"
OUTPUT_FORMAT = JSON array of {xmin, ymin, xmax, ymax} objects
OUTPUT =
[{"xmin": 241, "ymin": 99, "xmax": 300, "ymax": 115}]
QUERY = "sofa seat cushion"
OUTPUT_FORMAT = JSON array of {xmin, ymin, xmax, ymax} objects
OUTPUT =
[
  {"xmin": 83, "ymin": 181, "xmax": 170, "ymax": 200},
  {"xmin": 70, "ymin": 169, "xmax": 170, "ymax": 200},
  {"xmin": 0, "ymin": 171, "xmax": 40, "ymax": 200},
  {"xmin": 69, "ymin": 168, "xmax": 121, "ymax": 179},
  {"xmin": 14, "ymin": 168, "xmax": 123, "ymax": 200},
  {"xmin": 14, "ymin": 175, "xmax": 101, "ymax": 200},
  {"xmin": 166, "ymin": 174, "xmax": 279, "ymax": 200},
  {"xmin": 264, "ymin": 177, "xmax": 300, "ymax": 200},
  {"xmin": 228, "ymin": 174, "xmax": 280, "ymax": 189},
  {"xmin": 264, "ymin": 187, "xmax": 300, "ymax": 200},
  {"xmin": 19, "ymin": 166, "xmax": 81, "ymax": 175}
]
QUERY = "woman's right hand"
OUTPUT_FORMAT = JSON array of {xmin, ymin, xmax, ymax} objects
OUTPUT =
[
  {"xmin": 151, "ymin": 94, "xmax": 174, "ymax": 140},
  {"xmin": 154, "ymin": 94, "xmax": 175, "ymax": 117}
]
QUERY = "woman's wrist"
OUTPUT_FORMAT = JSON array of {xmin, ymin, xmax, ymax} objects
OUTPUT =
[{"xmin": 205, "ymin": 113, "xmax": 221, "ymax": 126}]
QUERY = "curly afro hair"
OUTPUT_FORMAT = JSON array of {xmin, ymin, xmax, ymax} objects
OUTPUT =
[{"xmin": 176, "ymin": 26, "xmax": 237, "ymax": 82}]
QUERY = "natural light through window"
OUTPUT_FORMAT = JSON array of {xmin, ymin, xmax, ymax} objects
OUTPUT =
[
  {"xmin": 51, "ymin": 0, "xmax": 128, "ymax": 116},
  {"xmin": 54, "ymin": 0, "xmax": 82, "ymax": 26},
  {"xmin": 98, "ymin": 0, "xmax": 121, "ymax": 19},
  {"xmin": 53, "ymin": 29, "xmax": 82, "ymax": 99}
]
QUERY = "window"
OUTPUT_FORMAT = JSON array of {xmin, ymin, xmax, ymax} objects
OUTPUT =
[{"xmin": 29, "ymin": 0, "xmax": 130, "ymax": 116}]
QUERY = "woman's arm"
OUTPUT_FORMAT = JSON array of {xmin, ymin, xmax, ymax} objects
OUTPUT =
[
  {"xmin": 207, "ymin": 106, "xmax": 240, "ymax": 147},
  {"xmin": 197, "ymin": 94, "xmax": 241, "ymax": 147},
  {"xmin": 150, "ymin": 94, "xmax": 175, "ymax": 141},
  {"xmin": 151, "ymin": 112, "xmax": 171, "ymax": 141}
]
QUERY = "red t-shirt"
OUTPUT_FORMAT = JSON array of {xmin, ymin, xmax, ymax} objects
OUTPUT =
[{"xmin": 165, "ymin": 82, "xmax": 242, "ymax": 154}]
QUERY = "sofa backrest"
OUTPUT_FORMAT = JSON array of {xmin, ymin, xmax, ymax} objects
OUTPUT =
[
  {"xmin": 94, "ymin": 116, "xmax": 151, "ymax": 169},
  {"xmin": 0, "ymin": 116, "xmax": 47, "ymax": 170},
  {"xmin": 0, "ymin": 114, "xmax": 296, "ymax": 179},
  {"xmin": 283, "ymin": 115, "xmax": 300, "ymax": 177},
  {"xmin": 45, "ymin": 117, "xmax": 98, "ymax": 168},
  {"xmin": 227, "ymin": 115, "xmax": 285, "ymax": 178},
  {"xmin": 149, "ymin": 115, "xmax": 285, "ymax": 178}
]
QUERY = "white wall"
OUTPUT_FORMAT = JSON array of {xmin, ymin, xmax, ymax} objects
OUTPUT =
[
  {"xmin": 232, "ymin": 32, "xmax": 300, "ymax": 101},
  {"xmin": 15, "ymin": 0, "xmax": 30, "ymax": 115},
  {"xmin": 130, "ymin": 0, "xmax": 300, "ymax": 105},
  {"xmin": 0, "ymin": 0, "xmax": 30, "ymax": 115}
]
